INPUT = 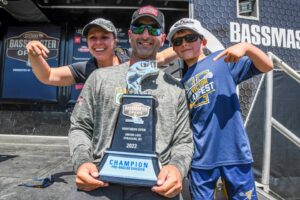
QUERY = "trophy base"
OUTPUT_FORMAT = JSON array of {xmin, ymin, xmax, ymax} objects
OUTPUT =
[{"xmin": 98, "ymin": 150, "xmax": 160, "ymax": 187}]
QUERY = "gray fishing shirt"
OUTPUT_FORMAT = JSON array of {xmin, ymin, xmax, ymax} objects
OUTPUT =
[{"xmin": 69, "ymin": 62, "xmax": 193, "ymax": 178}]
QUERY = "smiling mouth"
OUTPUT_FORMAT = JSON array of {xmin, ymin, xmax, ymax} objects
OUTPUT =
[
  {"xmin": 182, "ymin": 48, "xmax": 192, "ymax": 52},
  {"xmin": 138, "ymin": 41, "xmax": 152, "ymax": 47},
  {"xmin": 95, "ymin": 48, "xmax": 105, "ymax": 52}
]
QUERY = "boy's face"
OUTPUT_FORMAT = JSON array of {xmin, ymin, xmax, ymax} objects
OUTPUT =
[
  {"xmin": 171, "ymin": 29, "xmax": 204, "ymax": 66},
  {"xmin": 128, "ymin": 17, "xmax": 165, "ymax": 61}
]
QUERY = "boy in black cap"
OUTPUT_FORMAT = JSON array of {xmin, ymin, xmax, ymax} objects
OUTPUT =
[{"xmin": 66, "ymin": 6, "xmax": 193, "ymax": 200}]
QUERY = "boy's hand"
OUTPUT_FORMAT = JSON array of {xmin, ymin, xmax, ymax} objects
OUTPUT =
[
  {"xmin": 213, "ymin": 43, "xmax": 248, "ymax": 62},
  {"xmin": 26, "ymin": 40, "xmax": 49, "ymax": 59},
  {"xmin": 76, "ymin": 162, "xmax": 109, "ymax": 191},
  {"xmin": 151, "ymin": 165, "xmax": 182, "ymax": 198}
]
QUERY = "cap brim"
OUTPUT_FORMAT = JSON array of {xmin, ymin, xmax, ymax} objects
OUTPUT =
[
  {"xmin": 132, "ymin": 14, "xmax": 162, "ymax": 28},
  {"xmin": 82, "ymin": 23, "xmax": 114, "ymax": 37}
]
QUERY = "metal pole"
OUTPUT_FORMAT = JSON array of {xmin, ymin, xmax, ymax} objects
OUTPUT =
[
  {"xmin": 244, "ymin": 74, "xmax": 265, "ymax": 127},
  {"xmin": 189, "ymin": 0, "xmax": 194, "ymax": 19},
  {"xmin": 261, "ymin": 53, "xmax": 273, "ymax": 192},
  {"xmin": 270, "ymin": 52, "xmax": 300, "ymax": 84},
  {"xmin": 272, "ymin": 118, "xmax": 300, "ymax": 148}
]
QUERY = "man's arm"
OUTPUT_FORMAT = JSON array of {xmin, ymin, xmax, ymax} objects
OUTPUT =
[
  {"xmin": 166, "ymin": 89, "xmax": 194, "ymax": 177},
  {"xmin": 152, "ymin": 89, "xmax": 194, "ymax": 198},
  {"xmin": 156, "ymin": 47, "xmax": 178, "ymax": 67},
  {"xmin": 26, "ymin": 40, "xmax": 76, "ymax": 86},
  {"xmin": 68, "ymin": 73, "xmax": 107, "ymax": 191},
  {"xmin": 213, "ymin": 42, "xmax": 273, "ymax": 73}
]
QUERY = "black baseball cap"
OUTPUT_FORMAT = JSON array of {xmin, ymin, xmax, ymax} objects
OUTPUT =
[
  {"xmin": 131, "ymin": 5, "xmax": 165, "ymax": 31},
  {"xmin": 82, "ymin": 18, "xmax": 117, "ymax": 38}
]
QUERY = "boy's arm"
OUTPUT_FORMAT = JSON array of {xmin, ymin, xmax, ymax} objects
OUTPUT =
[
  {"xmin": 26, "ymin": 40, "xmax": 75, "ymax": 86},
  {"xmin": 214, "ymin": 42, "xmax": 273, "ymax": 72},
  {"xmin": 156, "ymin": 47, "xmax": 178, "ymax": 67}
]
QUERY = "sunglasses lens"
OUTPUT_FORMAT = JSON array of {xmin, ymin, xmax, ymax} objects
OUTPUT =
[
  {"xmin": 131, "ymin": 24, "xmax": 161, "ymax": 36},
  {"xmin": 148, "ymin": 26, "xmax": 161, "ymax": 36},
  {"xmin": 172, "ymin": 38, "xmax": 183, "ymax": 47},
  {"xmin": 131, "ymin": 25, "xmax": 145, "ymax": 34},
  {"xmin": 172, "ymin": 34, "xmax": 199, "ymax": 46},
  {"xmin": 185, "ymin": 34, "xmax": 199, "ymax": 42}
]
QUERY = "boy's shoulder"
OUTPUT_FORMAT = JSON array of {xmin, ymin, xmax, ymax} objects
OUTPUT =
[{"xmin": 205, "ymin": 50, "xmax": 223, "ymax": 60}]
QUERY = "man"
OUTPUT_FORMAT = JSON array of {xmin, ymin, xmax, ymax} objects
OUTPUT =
[
  {"xmin": 167, "ymin": 18, "xmax": 273, "ymax": 200},
  {"xmin": 67, "ymin": 6, "xmax": 193, "ymax": 200},
  {"xmin": 26, "ymin": 18, "xmax": 177, "ymax": 86}
]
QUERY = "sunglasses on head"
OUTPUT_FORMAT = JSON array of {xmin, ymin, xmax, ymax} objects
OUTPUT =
[
  {"xmin": 171, "ymin": 34, "xmax": 203, "ymax": 47},
  {"xmin": 130, "ymin": 24, "xmax": 162, "ymax": 36}
]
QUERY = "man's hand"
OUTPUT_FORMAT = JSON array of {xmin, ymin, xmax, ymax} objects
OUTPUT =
[
  {"xmin": 26, "ymin": 40, "xmax": 49, "ymax": 58},
  {"xmin": 76, "ymin": 162, "xmax": 109, "ymax": 191},
  {"xmin": 152, "ymin": 165, "xmax": 182, "ymax": 198},
  {"xmin": 213, "ymin": 42, "xmax": 249, "ymax": 62}
]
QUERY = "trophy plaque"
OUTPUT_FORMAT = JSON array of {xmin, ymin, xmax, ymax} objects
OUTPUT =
[{"xmin": 98, "ymin": 61, "xmax": 161, "ymax": 186}]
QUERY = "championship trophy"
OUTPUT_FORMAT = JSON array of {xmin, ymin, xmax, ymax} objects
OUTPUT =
[{"xmin": 98, "ymin": 60, "xmax": 161, "ymax": 186}]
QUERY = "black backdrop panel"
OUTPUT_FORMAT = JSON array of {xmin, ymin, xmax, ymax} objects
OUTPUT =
[
  {"xmin": 2, "ymin": 26, "xmax": 60, "ymax": 101},
  {"xmin": 247, "ymin": 71, "xmax": 300, "ymax": 199}
]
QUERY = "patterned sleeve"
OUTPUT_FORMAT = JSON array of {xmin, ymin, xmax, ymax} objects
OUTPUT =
[
  {"xmin": 168, "ymin": 89, "xmax": 194, "ymax": 178},
  {"xmin": 68, "ymin": 72, "xmax": 96, "ymax": 172}
]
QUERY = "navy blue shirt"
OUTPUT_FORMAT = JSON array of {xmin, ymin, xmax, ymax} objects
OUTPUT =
[{"xmin": 181, "ymin": 51, "xmax": 262, "ymax": 169}]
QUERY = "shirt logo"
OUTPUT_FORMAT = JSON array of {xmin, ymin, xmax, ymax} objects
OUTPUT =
[
  {"xmin": 238, "ymin": 188, "xmax": 255, "ymax": 200},
  {"xmin": 115, "ymin": 87, "xmax": 127, "ymax": 104},
  {"xmin": 77, "ymin": 96, "xmax": 84, "ymax": 106},
  {"xmin": 184, "ymin": 69, "xmax": 215, "ymax": 109}
]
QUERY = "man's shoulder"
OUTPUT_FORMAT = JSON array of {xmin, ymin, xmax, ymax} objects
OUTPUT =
[
  {"xmin": 93, "ymin": 62, "xmax": 129, "ymax": 75},
  {"xmin": 106, "ymin": 62, "xmax": 129, "ymax": 71},
  {"xmin": 203, "ymin": 51, "xmax": 222, "ymax": 62}
]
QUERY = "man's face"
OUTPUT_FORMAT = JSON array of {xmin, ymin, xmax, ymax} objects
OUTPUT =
[
  {"xmin": 87, "ymin": 27, "xmax": 117, "ymax": 61},
  {"xmin": 128, "ymin": 17, "xmax": 165, "ymax": 60},
  {"xmin": 172, "ymin": 29, "xmax": 203, "ymax": 63}
]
